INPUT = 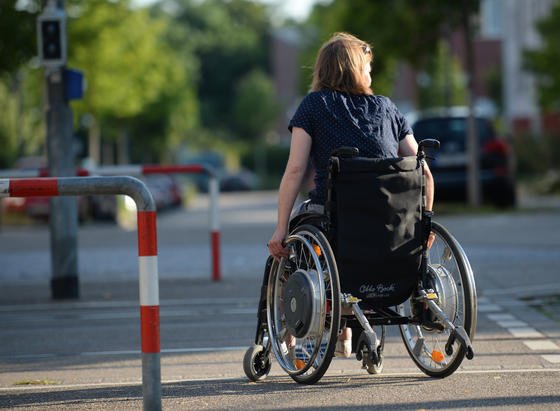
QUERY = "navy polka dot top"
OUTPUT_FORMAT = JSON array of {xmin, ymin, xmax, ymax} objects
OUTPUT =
[{"xmin": 289, "ymin": 90, "xmax": 413, "ymax": 205}]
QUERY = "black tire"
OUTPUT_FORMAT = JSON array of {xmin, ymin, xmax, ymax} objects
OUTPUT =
[
  {"xmin": 243, "ymin": 344, "xmax": 271, "ymax": 382},
  {"xmin": 399, "ymin": 221, "xmax": 477, "ymax": 378},
  {"xmin": 267, "ymin": 224, "xmax": 341, "ymax": 385}
]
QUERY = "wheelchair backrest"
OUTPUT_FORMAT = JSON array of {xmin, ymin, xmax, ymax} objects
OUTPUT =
[{"xmin": 327, "ymin": 155, "xmax": 423, "ymax": 307}]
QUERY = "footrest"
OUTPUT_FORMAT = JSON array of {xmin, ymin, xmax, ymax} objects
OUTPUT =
[{"xmin": 445, "ymin": 327, "xmax": 474, "ymax": 360}]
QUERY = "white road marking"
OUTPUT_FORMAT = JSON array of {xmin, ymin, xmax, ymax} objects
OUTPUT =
[
  {"xmin": 507, "ymin": 327, "xmax": 544, "ymax": 339},
  {"xmin": 5, "ymin": 346, "xmax": 249, "ymax": 359},
  {"xmin": 478, "ymin": 303, "xmax": 502, "ymax": 312},
  {"xmin": 2, "ymin": 368, "xmax": 560, "ymax": 392},
  {"xmin": 496, "ymin": 320, "xmax": 528, "ymax": 328},
  {"xmin": 542, "ymin": 355, "xmax": 560, "ymax": 364},
  {"xmin": 482, "ymin": 296, "xmax": 560, "ymax": 365},
  {"xmin": 523, "ymin": 340, "xmax": 560, "ymax": 351},
  {"xmin": 486, "ymin": 313, "xmax": 515, "ymax": 321},
  {"xmin": 477, "ymin": 296, "xmax": 490, "ymax": 304}
]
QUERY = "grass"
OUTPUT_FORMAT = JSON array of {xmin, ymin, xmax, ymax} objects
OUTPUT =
[
  {"xmin": 14, "ymin": 379, "xmax": 59, "ymax": 386},
  {"xmin": 435, "ymin": 202, "xmax": 510, "ymax": 215},
  {"xmin": 0, "ymin": 209, "xmax": 39, "ymax": 226},
  {"xmin": 522, "ymin": 294, "xmax": 560, "ymax": 325}
]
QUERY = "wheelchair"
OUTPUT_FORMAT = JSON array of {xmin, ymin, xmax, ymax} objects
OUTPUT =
[{"xmin": 243, "ymin": 139, "xmax": 477, "ymax": 385}]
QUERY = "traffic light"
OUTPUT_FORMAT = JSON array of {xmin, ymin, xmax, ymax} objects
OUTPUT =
[{"xmin": 37, "ymin": 5, "xmax": 67, "ymax": 67}]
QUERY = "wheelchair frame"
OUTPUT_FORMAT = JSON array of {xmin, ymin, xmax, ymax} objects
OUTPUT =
[{"xmin": 244, "ymin": 139, "xmax": 477, "ymax": 384}]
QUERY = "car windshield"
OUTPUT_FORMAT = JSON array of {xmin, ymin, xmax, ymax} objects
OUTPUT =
[{"xmin": 412, "ymin": 117, "xmax": 494, "ymax": 151}]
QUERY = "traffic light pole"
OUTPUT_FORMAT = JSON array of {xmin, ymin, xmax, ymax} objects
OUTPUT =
[
  {"xmin": 40, "ymin": 0, "xmax": 80, "ymax": 299},
  {"xmin": 46, "ymin": 67, "xmax": 79, "ymax": 299}
]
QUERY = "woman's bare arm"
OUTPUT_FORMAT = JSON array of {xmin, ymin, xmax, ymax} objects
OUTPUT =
[{"xmin": 268, "ymin": 127, "xmax": 312, "ymax": 259}]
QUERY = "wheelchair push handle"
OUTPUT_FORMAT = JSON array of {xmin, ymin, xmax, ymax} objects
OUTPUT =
[
  {"xmin": 417, "ymin": 139, "xmax": 440, "ymax": 160},
  {"xmin": 418, "ymin": 138, "xmax": 440, "ymax": 151}
]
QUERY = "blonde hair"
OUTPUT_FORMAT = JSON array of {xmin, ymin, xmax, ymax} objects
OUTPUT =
[{"xmin": 310, "ymin": 32, "xmax": 373, "ymax": 95}]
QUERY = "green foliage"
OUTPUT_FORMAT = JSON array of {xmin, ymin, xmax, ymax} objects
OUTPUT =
[
  {"xmin": 158, "ymin": 0, "xmax": 274, "ymax": 140},
  {"xmin": 513, "ymin": 133, "xmax": 560, "ymax": 176},
  {"xmin": 0, "ymin": 80, "xmax": 18, "ymax": 167},
  {"xmin": 0, "ymin": 1, "xmax": 37, "ymax": 75},
  {"xmin": 69, "ymin": 1, "xmax": 192, "ymax": 120},
  {"xmin": 524, "ymin": 1, "xmax": 560, "ymax": 110},
  {"xmin": 232, "ymin": 69, "xmax": 279, "ymax": 142},
  {"xmin": 0, "ymin": 69, "xmax": 45, "ymax": 167},
  {"xmin": 0, "ymin": 1, "xmax": 44, "ymax": 167},
  {"xmin": 240, "ymin": 142, "xmax": 290, "ymax": 188},
  {"xmin": 418, "ymin": 40, "xmax": 468, "ymax": 108},
  {"xmin": 0, "ymin": 0, "xmax": 283, "ymax": 167},
  {"xmin": 303, "ymin": 0, "xmax": 477, "ymax": 97},
  {"xmin": 64, "ymin": 0, "xmax": 200, "ymax": 162}
]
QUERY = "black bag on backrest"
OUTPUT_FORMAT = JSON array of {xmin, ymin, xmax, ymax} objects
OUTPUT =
[{"xmin": 328, "ymin": 156, "xmax": 423, "ymax": 308}]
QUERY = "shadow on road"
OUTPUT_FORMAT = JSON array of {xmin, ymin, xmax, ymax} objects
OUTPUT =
[{"xmin": 3, "ymin": 374, "xmax": 560, "ymax": 410}]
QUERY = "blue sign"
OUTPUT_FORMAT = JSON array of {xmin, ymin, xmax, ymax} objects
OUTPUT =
[{"xmin": 64, "ymin": 68, "xmax": 84, "ymax": 100}]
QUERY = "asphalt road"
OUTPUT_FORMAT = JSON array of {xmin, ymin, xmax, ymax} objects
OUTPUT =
[{"xmin": 1, "ymin": 191, "xmax": 560, "ymax": 410}]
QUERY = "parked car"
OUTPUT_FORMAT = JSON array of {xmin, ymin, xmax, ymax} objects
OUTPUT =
[
  {"xmin": 410, "ymin": 107, "xmax": 517, "ymax": 207},
  {"xmin": 143, "ymin": 174, "xmax": 183, "ymax": 211},
  {"xmin": 180, "ymin": 151, "xmax": 257, "ymax": 192},
  {"xmin": 1, "ymin": 157, "xmax": 117, "ymax": 222}
]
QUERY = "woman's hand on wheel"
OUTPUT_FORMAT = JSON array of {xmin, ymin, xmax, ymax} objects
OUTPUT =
[
  {"xmin": 427, "ymin": 231, "xmax": 436, "ymax": 250},
  {"xmin": 268, "ymin": 228, "xmax": 289, "ymax": 260}
]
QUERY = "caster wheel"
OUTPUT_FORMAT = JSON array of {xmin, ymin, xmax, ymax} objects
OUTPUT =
[
  {"xmin": 365, "ymin": 351, "xmax": 384, "ymax": 375},
  {"xmin": 243, "ymin": 344, "xmax": 271, "ymax": 382}
]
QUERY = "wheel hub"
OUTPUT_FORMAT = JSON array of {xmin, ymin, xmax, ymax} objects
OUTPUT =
[
  {"xmin": 284, "ymin": 269, "xmax": 320, "ymax": 338},
  {"xmin": 428, "ymin": 264, "xmax": 458, "ymax": 322}
]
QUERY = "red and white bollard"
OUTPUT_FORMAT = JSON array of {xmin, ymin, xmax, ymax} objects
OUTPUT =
[
  {"xmin": 0, "ymin": 164, "xmax": 222, "ymax": 282},
  {"xmin": 0, "ymin": 176, "xmax": 162, "ymax": 411}
]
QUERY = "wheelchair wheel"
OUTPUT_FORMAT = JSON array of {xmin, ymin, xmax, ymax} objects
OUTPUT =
[
  {"xmin": 267, "ymin": 224, "xmax": 341, "ymax": 384},
  {"xmin": 398, "ymin": 221, "xmax": 477, "ymax": 378},
  {"xmin": 243, "ymin": 343, "xmax": 272, "ymax": 382}
]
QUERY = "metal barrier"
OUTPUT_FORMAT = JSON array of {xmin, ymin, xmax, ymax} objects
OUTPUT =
[
  {"xmin": 0, "ymin": 164, "xmax": 221, "ymax": 281},
  {"xmin": 0, "ymin": 176, "xmax": 162, "ymax": 411}
]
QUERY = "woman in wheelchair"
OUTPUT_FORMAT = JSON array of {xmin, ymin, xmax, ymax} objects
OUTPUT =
[{"xmin": 244, "ymin": 32, "xmax": 476, "ymax": 384}]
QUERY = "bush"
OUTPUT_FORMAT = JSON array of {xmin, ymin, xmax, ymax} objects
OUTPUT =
[
  {"xmin": 513, "ymin": 133, "xmax": 560, "ymax": 174},
  {"xmin": 241, "ymin": 143, "xmax": 290, "ymax": 189},
  {"xmin": 513, "ymin": 132, "xmax": 560, "ymax": 194}
]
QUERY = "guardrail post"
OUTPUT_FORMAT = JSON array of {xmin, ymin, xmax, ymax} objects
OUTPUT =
[{"xmin": 0, "ymin": 176, "xmax": 162, "ymax": 411}]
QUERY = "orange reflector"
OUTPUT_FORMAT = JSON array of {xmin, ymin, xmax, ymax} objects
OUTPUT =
[
  {"xmin": 431, "ymin": 350, "xmax": 445, "ymax": 363},
  {"xmin": 312, "ymin": 244, "xmax": 322, "ymax": 256},
  {"xmin": 294, "ymin": 359, "xmax": 306, "ymax": 370}
]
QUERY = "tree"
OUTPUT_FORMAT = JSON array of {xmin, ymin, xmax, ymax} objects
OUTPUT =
[
  {"xmin": 154, "ymin": 0, "xmax": 273, "ymax": 141},
  {"xmin": 524, "ymin": 0, "xmax": 560, "ymax": 111},
  {"xmin": 0, "ymin": 2, "xmax": 45, "ymax": 167},
  {"xmin": 0, "ymin": 1, "xmax": 37, "ymax": 76},
  {"xmin": 418, "ymin": 40, "xmax": 468, "ymax": 108},
  {"xmin": 67, "ymin": 0, "xmax": 199, "ymax": 163},
  {"xmin": 303, "ymin": 0, "xmax": 477, "ymax": 96},
  {"xmin": 232, "ymin": 69, "xmax": 279, "ymax": 142}
]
